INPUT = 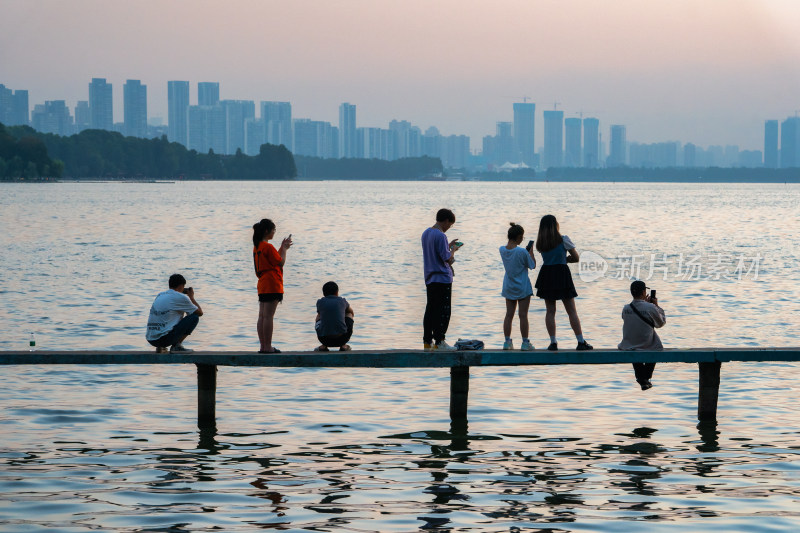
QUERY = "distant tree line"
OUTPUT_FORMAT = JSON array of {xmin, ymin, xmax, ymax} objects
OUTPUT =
[
  {"xmin": 295, "ymin": 155, "xmax": 443, "ymax": 179},
  {"xmin": 1, "ymin": 122, "xmax": 296, "ymax": 180},
  {"xmin": 546, "ymin": 166, "xmax": 800, "ymax": 181},
  {"xmin": 0, "ymin": 122, "xmax": 64, "ymax": 179}
]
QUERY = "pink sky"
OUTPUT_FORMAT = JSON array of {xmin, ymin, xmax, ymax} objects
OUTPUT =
[{"xmin": 2, "ymin": 0, "xmax": 800, "ymax": 149}]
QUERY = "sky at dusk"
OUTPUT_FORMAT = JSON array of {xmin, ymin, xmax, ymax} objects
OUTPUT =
[{"xmin": 2, "ymin": 0, "xmax": 800, "ymax": 149}]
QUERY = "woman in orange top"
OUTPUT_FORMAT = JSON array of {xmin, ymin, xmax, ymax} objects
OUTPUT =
[{"xmin": 253, "ymin": 218, "xmax": 293, "ymax": 353}]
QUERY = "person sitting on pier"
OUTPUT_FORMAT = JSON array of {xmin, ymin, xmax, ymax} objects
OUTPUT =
[
  {"xmin": 314, "ymin": 281, "xmax": 355, "ymax": 352},
  {"xmin": 618, "ymin": 280, "xmax": 666, "ymax": 390},
  {"xmin": 146, "ymin": 274, "xmax": 203, "ymax": 354}
]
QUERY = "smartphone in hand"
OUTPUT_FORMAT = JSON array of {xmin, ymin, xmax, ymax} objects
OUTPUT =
[{"xmin": 526, "ymin": 240, "xmax": 534, "ymax": 252}]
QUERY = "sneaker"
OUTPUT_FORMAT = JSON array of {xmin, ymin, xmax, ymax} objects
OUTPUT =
[
  {"xmin": 576, "ymin": 341, "xmax": 594, "ymax": 351},
  {"xmin": 435, "ymin": 341, "xmax": 456, "ymax": 351},
  {"xmin": 170, "ymin": 344, "xmax": 193, "ymax": 354},
  {"xmin": 339, "ymin": 344, "xmax": 351, "ymax": 351},
  {"xmin": 639, "ymin": 380, "xmax": 653, "ymax": 391},
  {"xmin": 503, "ymin": 339, "xmax": 514, "ymax": 350},
  {"xmin": 547, "ymin": 342, "xmax": 558, "ymax": 351},
  {"xmin": 314, "ymin": 345, "xmax": 330, "ymax": 352},
  {"xmin": 520, "ymin": 340, "xmax": 534, "ymax": 351},
  {"xmin": 424, "ymin": 342, "xmax": 434, "ymax": 351},
  {"xmin": 155, "ymin": 346, "xmax": 169, "ymax": 354}
]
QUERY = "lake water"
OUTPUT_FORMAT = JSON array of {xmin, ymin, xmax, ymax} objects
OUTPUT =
[{"xmin": 1, "ymin": 180, "xmax": 800, "ymax": 531}]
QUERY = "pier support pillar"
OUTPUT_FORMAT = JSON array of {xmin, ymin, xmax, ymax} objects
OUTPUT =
[
  {"xmin": 697, "ymin": 362, "xmax": 721, "ymax": 421},
  {"xmin": 197, "ymin": 364, "xmax": 217, "ymax": 429},
  {"xmin": 450, "ymin": 366, "xmax": 470, "ymax": 422}
]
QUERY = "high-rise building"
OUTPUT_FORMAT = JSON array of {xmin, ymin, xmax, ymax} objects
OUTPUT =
[
  {"xmin": 89, "ymin": 78, "xmax": 113, "ymax": 130},
  {"xmin": 781, "ymin": 116, "xmax": 800, "ymax": 168},
  {"xmin": 513, "ymin": 102, "xmax": 535, "ymax": 166},
  {"xmin": 583, "ymin": 118, "xmax": 599, "ymax": 168},
  {"xmin": 494, "ymin": 121, "xmax": 516, "ymax": 164},
  {"xmin": 245, "ymin": 118, "xmax": 265, "ymax": 156},
  {"xmin": 564, "ymin": 118, "xmax": 582, "ymax": 167},
  {"xmin": 74, "ymin": 101, "xmax": 90, "ymax": 132},
  {"xmin": 187, "ymin": 105, "xmax": 226, "ymax": 154},
  {"xmin": 168, "ymin": 81, "xmax": 190, "ymax": 146},
  {"xmin": 0, "ymin": 85, "xmax": 29, "ymax": 126},
  {"xmin": 421, "ymin": 126, "xmax": 442, "ymax": 160},
  {"xmin": 198, "ymin": 82, "xmax": 220, "ymax": 107},
  {"xmin": 629, "ymin": 142, "xmax": 678, "ymax": 168},
  {"xmin": 261, "ymin": 101, "xmax": 292, "ymax": 150},
  {"xmin": 123, "ymin": 80, "xmax": 147, "ymax": 138},
  {"xmin": 293, "ymin": 119, "xmax": 338, "ymax": 158},
  {"xmin": 222, "ymin": 100, "xmax": 255, "ymax": 154},
  {"xmin": 683, "ymin": 143, "xmax": 697, "ymax": 167},
  {"xmin": 339, "ymin": 103, "xmax": 357, "ymax": 158},
  {"xmin": 31, "ymin": 100, "xmax": 72, "ymax": 135},
  {"xmin": 608, "ymin": 125, "xmax": 627, "ymax": 166},
  {"xmin": 543, "ymin": 110, "xmax": 564, "ymax": 169},
  {"xmin": 764, "ymin": 120, "xmax": 779, "ymax": 168},
  {"xmin": 389, "ymin": 119, "xmax": 412, "ymax": 160},
  {"xmin": 443, "ymin": 135, "xmax": 470, "ymax": 169}
]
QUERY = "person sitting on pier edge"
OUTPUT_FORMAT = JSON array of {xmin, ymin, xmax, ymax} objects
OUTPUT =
[
  {"xmin": 618, "ymin": 280, "xmax": 666, "ymax": 390},
  {"xmin": 421, "ymin": 208, "xmax": 462, "ymax": 351},
  {"xmin": 146, "ymin": 274, "xmax": 203, "ymax": 354},
  {"xmin": 314, "ymin": 281, "xmax": 355, "ymax": 352}
]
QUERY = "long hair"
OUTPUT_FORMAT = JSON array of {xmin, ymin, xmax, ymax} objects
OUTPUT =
[
  {"xmin": 535, "ymin": 214, "xmax": 562, "ymax": 253},
  {"xmin": 507, "ymin": 222, "xmax": 524, "ymax": 241},
  {"xmin": 252, "ymin": 218, "xmax": 276, "ymax": 247}
]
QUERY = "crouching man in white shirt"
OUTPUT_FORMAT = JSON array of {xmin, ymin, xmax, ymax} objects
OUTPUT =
[
  {"xmin": 146, "ymin": 274, "xmax": 204, "ymax": 354},
  {"xmin": 618, "ymin": 280, "xmax": 666, "ymax": 390}
]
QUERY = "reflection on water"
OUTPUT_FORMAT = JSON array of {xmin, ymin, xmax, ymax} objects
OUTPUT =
[
  {"xmin": 2, "ymin": 364, "xmax": 800, "ymax": 530},
  {"xmin": 2, "ymin": 182, "xmax": 800, "ymax": 530}
]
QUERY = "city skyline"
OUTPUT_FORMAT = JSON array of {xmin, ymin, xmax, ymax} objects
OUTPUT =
[{"xmin": 2, "ymin": 0, "xmax": 800, "ymax": 150}]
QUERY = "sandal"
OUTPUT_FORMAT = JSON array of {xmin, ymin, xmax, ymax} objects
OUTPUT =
[{"xmin": 258, "ymin": 347, "xmax": 282, "ymax": 354}]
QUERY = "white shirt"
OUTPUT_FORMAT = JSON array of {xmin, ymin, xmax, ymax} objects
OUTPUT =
[
  {"xmin": 618, "ymin": 299, "xmax": 666, "ymax": 351},
  {"xmin": 499, "ymin": 245, "xmax": 536, "ymax": 300},
  {"xmin": 146, "ymin": 290, "xmax": 198, "ymax": 341}
]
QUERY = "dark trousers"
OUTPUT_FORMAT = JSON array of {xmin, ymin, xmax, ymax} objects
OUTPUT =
[
  {"xmin": 148, "ymin": 313, "xmax": 200, "ymax": 348},
  {"xmin": 633, "ymin": 362, "xmax": 656, "ymax": 383},
  {"xmin": 318, "ymin": 317, "xmax": 354, "ymax": 348},
  {"xmin": 423, "ymin": 282, "xmax": 452, "ymax": 344}
]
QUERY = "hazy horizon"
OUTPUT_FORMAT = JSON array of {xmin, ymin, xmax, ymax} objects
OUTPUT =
[{"xmin": 2, "ymin": 0, "xmax": 800, "ymax": 150}]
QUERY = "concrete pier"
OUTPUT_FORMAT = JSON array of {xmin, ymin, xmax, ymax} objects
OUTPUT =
[{"xmin": 3, "ymin": 348, "xmax": 799, "ymax": 428}]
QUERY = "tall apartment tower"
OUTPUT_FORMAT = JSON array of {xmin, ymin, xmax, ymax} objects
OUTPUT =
[
  {"xmin": 89, "ymin": 78, "xmax": 113, "ymax": 130},
  {"xmin": 74, "ymin": 101, "xmax": 90, "ymax": 132},
  {"xmin": 0, "ymin": 85, "xmax": 29, "ymax": 126},
  {"xmin": 764, "ymin": 120, "xmax": 779, "ymax": 168},
  {"xmin": 168, "ymin": 81, "xmax": 190, "ymax": 146},
  {"xmin": 261, "ymin": 101, "xmax": 293, "ymax": 150},
  {"xmin": 223, "ymin": 100, "xmax": 255, "ymax": 154},
  {"xmin": 123, "ymin": 80, "xmax": 147, "ymax": 138},
  {"xmin": 583, "ymin": 118, "xmax": 600, "ymax": 168},
  {"xmin": 543, "ymin": 110, "xmax": 564, "ymax": 169},
  {"xmin": 608, "ymin": 125, "xmax": 627, "ymax": 166},
  {"xmin": 339, "ymin": 103, "xmax": 357, "ymax": 158},
  {"xmin": 564, "ymin": 118, "xmax": 582, "ymax": 167},
  {"xmin": 513, "ymin": 102, "xmax": 535, "ymax": 167},
  {"xmin": 780, "ymin": 117, "xmax": 800, "ymax": 168},
  {"xmin": 198, "ymin": 82, "xmax": 220, "ymax": 107}
]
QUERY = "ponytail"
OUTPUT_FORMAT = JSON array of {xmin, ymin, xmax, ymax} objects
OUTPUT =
[{"xmin": 252, "ymin": 218, "xmax": 276, "ymax": 247}]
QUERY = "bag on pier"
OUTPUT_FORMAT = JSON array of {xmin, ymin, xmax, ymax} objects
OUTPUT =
[{"xmin": 454, "ymin": 338, "xmax": 485, "ymax": 350}]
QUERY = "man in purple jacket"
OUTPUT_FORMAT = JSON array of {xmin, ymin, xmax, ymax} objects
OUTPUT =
[{"xmin": 421, "ymin": 208, "xmax": 462, "ymax": 351}]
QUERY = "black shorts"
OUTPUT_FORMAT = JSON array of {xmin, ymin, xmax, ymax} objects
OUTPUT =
[{"xmin": 259, "ymin": 293, "xmax": 284, "ymax": 303}]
